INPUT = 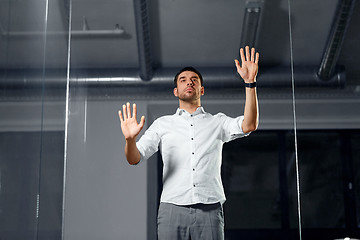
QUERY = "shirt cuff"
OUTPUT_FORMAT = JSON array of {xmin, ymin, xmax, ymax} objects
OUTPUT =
[
  {"xmin": 238, "ymin": 116, "xmax": 251, "ymax": 136},
  {"xmin": 135, "ymin": 142, "xmax": 145, "ymax": 164}
]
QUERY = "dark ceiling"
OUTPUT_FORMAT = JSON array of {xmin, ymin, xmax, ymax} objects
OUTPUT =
[{"xmin": 0, "ymin": 0, "xmax": 359, "ymax": 91}]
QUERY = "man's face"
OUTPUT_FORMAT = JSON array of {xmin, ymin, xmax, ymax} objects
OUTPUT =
[{"xmin": 173, "ymin": 71, "xmax": 204, "ymax": 102}]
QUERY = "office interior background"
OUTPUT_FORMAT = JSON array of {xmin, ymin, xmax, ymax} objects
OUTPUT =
[{"xmin": 0, "ymin": 0, "xmax": 360, "ymax": 239}]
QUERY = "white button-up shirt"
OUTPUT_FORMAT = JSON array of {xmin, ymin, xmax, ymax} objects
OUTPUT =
[{"xmin": 136, "ymin": 107, "xmax": 249, "ymax": 205}]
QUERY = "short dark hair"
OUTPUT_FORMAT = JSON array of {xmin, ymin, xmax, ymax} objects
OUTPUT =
[{"xmin": 173, "ymin": 66, "xmax": 203, "ymax": 87}]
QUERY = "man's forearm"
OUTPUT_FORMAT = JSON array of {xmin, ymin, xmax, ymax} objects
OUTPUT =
[
  {"xmin": 124, "ymin": 138, "xmax": 141, "ymax": 165},
  {"xmin": 242, "ymin": 87, "xmax": 259, "ymax": 133}
]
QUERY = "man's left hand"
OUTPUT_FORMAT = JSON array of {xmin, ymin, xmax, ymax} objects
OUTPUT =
[{"xmin": 235, "ymin": 46, "xmax": 259, "ymax": 83}]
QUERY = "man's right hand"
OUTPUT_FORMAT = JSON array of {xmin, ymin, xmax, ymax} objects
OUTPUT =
[{"xmin": 118, "ymin": 102, "xmax": 145, "ymax": 140}]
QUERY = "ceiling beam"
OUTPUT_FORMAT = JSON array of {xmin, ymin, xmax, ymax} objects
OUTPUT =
[
  {"xmin": 133, "ymin": 0, "xmax": 153, "ymax": 81},
  {"xmin": 240, "ymin": 0, "xmax": 264, "ymax": 48},
  {"xmin": 318, "ymin": 0, "xmax": 356, "ymax": 81}
]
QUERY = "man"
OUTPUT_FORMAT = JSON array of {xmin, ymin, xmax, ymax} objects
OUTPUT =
[{"xmin": 118, "ymin": 46, "xmax": 259, "ymax": 240}]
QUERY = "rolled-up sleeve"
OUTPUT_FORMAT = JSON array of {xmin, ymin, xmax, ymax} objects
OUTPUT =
[
  {"xmin": 136, "ymin": 120, "xmax": 161, "ymax": 163},
  {"xmin": 221, "ymin": 114, "xmax": 250, "ymax": 142}
]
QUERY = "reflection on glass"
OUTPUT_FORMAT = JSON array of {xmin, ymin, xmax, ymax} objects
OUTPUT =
[
  {"xmin": 223, "ymin": 132, "xmax": 281, "ymax": 229},
  {"xmin": 0, "ymin": 133, "xmax": 41, "ymax": 238},
  {"xmin": 352, "ymin": 133, "xmax": 360, "ymax": 227},
  {"xmin": 0, "ymin": 0, "xmax": 67, "ymax": 239},
  {"xmin": 62, "ymin": 0, "xmax": 300, "ymax": 240},
  {"xmin": 0, "ymin": 0, "xmax": 47, "ymax": 238},
  {"xmin": 292, "ymin": 132, "xmax": 345, "ymax": 228},
  {"xmin": 293, "ymin": 0, "xmax": 360, "ymax": 238}
]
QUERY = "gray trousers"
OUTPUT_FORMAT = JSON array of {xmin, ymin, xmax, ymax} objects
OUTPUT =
[{"xmin": 157, "ymin": 202, "xmax": 224, "ymax": 240}]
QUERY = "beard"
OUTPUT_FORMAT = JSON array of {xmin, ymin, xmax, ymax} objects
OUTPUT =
[{"xmin": 177, "ymin": 89, "xmax": 201, "ymax": 102}]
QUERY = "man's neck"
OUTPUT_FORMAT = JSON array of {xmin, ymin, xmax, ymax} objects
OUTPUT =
[{"xmin": 179, "ymin": 100, "xmax": 201, "ymax": 114}]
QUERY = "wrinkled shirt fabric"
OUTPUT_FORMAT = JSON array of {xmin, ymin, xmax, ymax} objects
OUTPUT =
[{"xmin": 136, "ymin": 107, "xmax": 249, "ymax": 205}]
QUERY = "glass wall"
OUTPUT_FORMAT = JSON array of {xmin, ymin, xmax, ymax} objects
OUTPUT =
[
  {"xmin": 61, "ymin": 1, "xmax": 147, "ymax": 239},
  {"xmin": 62, "ymin": 0, "xmax": 299, "ymax": 239},
  {"xmin": 0, "ymin": 0, "xmax": 68, "ymax": 239},
  {"xmin": 1, "ymin": 0, "xmax": 359, "ymax": 240},
  {"xmin": 293, "ymin": 0, "xmax": 360, "ymax": 239}
]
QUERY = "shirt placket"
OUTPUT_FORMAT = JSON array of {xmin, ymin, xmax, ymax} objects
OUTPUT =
[{"xmin": 189, "ymin": 114, "xmax": 197, "ymax": 200}]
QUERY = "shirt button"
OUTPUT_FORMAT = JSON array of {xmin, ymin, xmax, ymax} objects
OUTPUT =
[
  {"xmin": 192, "ymin": 152, "xmax": 194, "ymax": 155},
  {"xmin": 191, "ymin": 138, "xmax": 194, "ymax": 140},
  {"xmin": 193, "ymin": 168, "xmax": 195, "ymax": 171},
  {"xmin": 190, "ymin": 124, "xmax": 193, "ymax": 126},
  {"xmin": 193, "ymin": 184, "xmax": 196, "ymax": 187}
]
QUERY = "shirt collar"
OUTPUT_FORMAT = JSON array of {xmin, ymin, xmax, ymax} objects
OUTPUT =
[{"xmin": 176, "ymin": 106, "xmax": 205, "ymax": 116}]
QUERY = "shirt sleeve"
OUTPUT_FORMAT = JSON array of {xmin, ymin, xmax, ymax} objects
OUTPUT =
[
  {"xmin": 136, "ymin": 119, "xmax": 161, "ymax": 163},
  {"xmin": 220, "ymin": 114, "xmax": 250, "ymax": 143}
]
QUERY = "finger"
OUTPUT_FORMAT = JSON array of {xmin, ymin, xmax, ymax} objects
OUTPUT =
[
  {"xmin": 122, "ymin": 104, "xmax": 127, "ymax": 120},
  {"xmin": 251, "ymin": 48, "xmax": 255, "ymax": 62},
  {"xmin": 234, "ymin": 59, "xmax": 241, "ymax": 72},
  {"xmin": 132, "ymin": 103, "xmax": 137, "ymax": 119},
  {"xmin": 126, "ymin": 102, "xmax": 131, "ymax": 119},
  {"xmin": 240, "ymin": 48, "xmax": 246, "ymax": 65},
  {"xmin": 118, "ymin": 110, "xmax": 124, "ymax": 122},
  {"xmin": 245, "ymin": 46, "xmax": 250, "ymax": 61},
  {"xmin": 255, "ymin": 52, "xmax": 260, "ymax": 65},
  {"xmin": 139, "ymin": 115, "xmax": 145, "ymax": 128}
]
